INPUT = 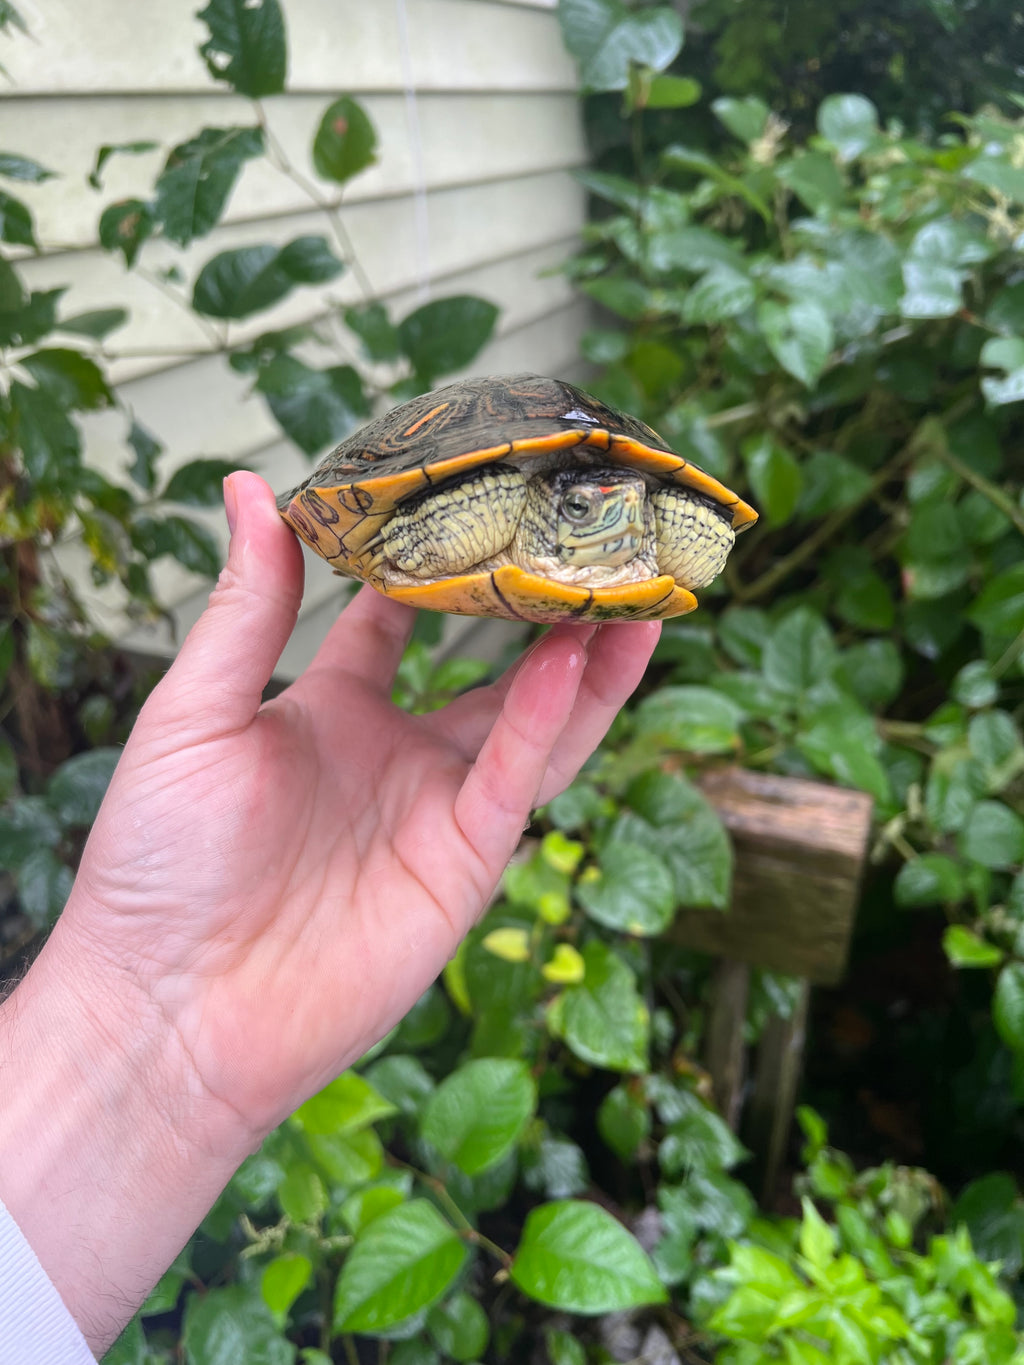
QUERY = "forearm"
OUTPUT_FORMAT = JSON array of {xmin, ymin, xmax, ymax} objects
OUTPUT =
[{"xmin": 0, "ymin": 914, "xmax": 255, "ymax": 1355}]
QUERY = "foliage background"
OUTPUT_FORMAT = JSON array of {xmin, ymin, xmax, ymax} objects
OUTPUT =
[{"xmin": 3, "ymin": 0, "xmax": 1024, "ymax": 1362}]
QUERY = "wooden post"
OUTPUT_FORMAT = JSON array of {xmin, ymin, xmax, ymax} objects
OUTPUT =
[{"xmin": 678, "ymin": 769, "xmax": 873, "ymax": 1196}]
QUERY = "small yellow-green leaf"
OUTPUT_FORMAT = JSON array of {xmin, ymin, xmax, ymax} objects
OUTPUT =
[
  {"xmin": 482, "ymin": 927, "xmax": 532, "ymax": 963},
  {"xmin": 542, "ymin": 944, "xmax": 586, "ymax": 984}
]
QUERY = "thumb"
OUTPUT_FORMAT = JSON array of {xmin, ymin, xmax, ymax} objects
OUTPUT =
[{"xmin": 150, "ymin": 472, "xmax": 305, "ymax": 734}]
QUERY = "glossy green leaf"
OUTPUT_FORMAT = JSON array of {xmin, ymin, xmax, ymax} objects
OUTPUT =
[
  {"xmin": 313, "ymin": 96, "xmax": 377, "ymax": 184},
  {"xmin": 817, "ymin": 93, "xmax": 879, "ymax": 159},
  {"xmin": 98, "ymin": 199, "xmax": 154, "ymax": 267},
  {"xmin": 943, "ymin": 924, "xmax": 1004, "ymax": 969},
  {"xmin": 138, "ymin": 515, "xmax": 222, "ymax": 577},
  {"xmin": 163, "ymin": 458, "xmax": 239, "ymax": 508},
  {"xmin": 798, "ymin": 704, "xmax": 889, "ymax": 802},
  {"xmin": 260, "ymin": 1252, "xmax": 312, "ymax": 1318},
  {"xmin": 762, "ymin": 608, "xmax": 837, "ymax": 697},
  {"xmin": 743, "ymin": 435, "xmax": 802, "ymax": 526},
  {"xmin": 397, "ymin": 295, "xmax": 499, "ymax": 383},
  {"xmin": 953, "ymin": 661, "xmax": 999, "ymax": 709},
  {"xmin": 333, "ymin": 1200, "xmax": 467, "ymax": 1334},
  {"xmin": 757, "ymin": 299, "xmax": 833, "ymax": 388},
  {"xmin": 46, "ymin": 747, "xmax": 120, "ymax": 827},
  {"xmin": 128, "ymin": 420, "xmax": 163, "ymax": 492},
  {"xmin": 835, "ymin": 639, "xmax": 903, "ymax": 709},
  {"xmin": 154, "ymin": 127, "xmax": 263, "ymax": 246},
  {"xmin": 894, "ymin": 854, "xmax": 967, "ymax": 907},
  {"xmin": 953, "ymin": 1174, "xmax": 1024, "ymax": 1276},
  {"xmin": 57, "ymin": 308, "xmax": 129, "ymax": 340},
  {"xmin": 421, "ymin": 1057, "xmax": 536, "ymax": 1174},
  {"xmin": 277, "ymin": 1163, "xmax": 327, "ymax": 1224},
  {"xmin": 557, "ymin": 0, "xmax": 683, "ymax": 93},
  {"xmin": 16, "ymin": 847, "xmax": 73, "ymax": 927},
  {"xmin": 19, "ymin": 348, "xmax": 113, "ymax": 411},
  {"xmin": 712, "ymin": 95, "xmax": 770, "ymax": 143},
  {"xmin": 959, "ymin": 801, "xmax": 1024, "ymax": 869},
  {"xmin": 294, "ymin": 1070, "xmax": 397, "ymax": 1136},
  {"xmin": 345, "ymin": 301, "xmax": 400, "ymax": 361},
  {"xmin": 579, "ymin": 841, "xmax": 676, "ymax": 936},
  {"xmin": 511, "ymin": 1199, "xmax": 667, "ymax": 1311},
  {"xmin": 968, "ymin": 710, "xmax": 1021, "ymax": 777},
  {"xmin": 900, "ymin": 258, "xmax": 963, "ymax": 319},
  {"xmin": 642, "ymin": 73, "xmax": 701, "ymax": 109},
  {"xmin": 634, "ymin": 685, "xmax": 743, "ymax": 754},
  {"xmin": 197, "ymin": 0, "xmax": 286, "ymax": 97},
  {"xmin": 427, "ymin": 1292, "xmax": 489, "ymax": 1362},
  {"xmin": 994, "ymin": 963, "xmax": 1024, "ymax": 1052},
  {"xmin": 0, "ymin": 188, "xmax": 35, "ymax": 246},
  {"xmin": 255, "ymin": 355, "xmax": 367, "ymax": 454},
  {"xmin": 183, "ymin": 1284, "xmax": 294, "ymax": 1365},
  {"xmin": 597, "ymin": 1083, "xmax": 650, "ymax": 1162},
  {"xmin": 340, "ymin": 1181, "xmax": 408, "ymax": 1235},
  {"xmin": 0, "ymin": 151, "xmax": 55, "ymax": 183},
  {"xmin": 682, "ymin": 265, "xmax": 756, "ymax": 325},
  {"xmin": 547, "ymin": 939, "xmax": 648, "ymax": 1073},
  {"xmin": 192, "ymin": 236, "xmax": 343, "ymax": 319}
]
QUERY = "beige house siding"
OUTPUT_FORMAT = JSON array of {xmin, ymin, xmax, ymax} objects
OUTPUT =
[{"xmin": 5, "ymin": 0, "xmax": 588, "ymax": 674}]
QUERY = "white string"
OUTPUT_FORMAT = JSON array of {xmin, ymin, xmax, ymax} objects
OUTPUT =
[{"xmin": 394, "ymin": 0, "xmax": 432, "ymax": 303}]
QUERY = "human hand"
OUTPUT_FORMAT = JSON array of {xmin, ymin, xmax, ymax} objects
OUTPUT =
[{"xmin": 1, "ymin": 472, "xmax": 659, "ymax": 1350}]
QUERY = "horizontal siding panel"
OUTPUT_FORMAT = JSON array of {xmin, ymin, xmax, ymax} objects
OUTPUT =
[
  {"xmin": 5, "ymin": 0, "xmax": 576, "ymax": 95},
  {"xmin": 10, "ymin": 92, "xmax": 585, "ymax": 251},
  {"xmin": 19, "ymin": 170, "xmax": 586, "ymax": 385}
]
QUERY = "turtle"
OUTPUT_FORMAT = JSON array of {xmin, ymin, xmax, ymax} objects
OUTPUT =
[{"xmin": 276, "ymin": 373, "xmax": 757, "ymax": 623}]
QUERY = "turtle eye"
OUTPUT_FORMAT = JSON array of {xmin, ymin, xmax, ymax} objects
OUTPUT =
[{"xmin": 562, "ymin": 489, "xmax": 594, "ymax": 522}]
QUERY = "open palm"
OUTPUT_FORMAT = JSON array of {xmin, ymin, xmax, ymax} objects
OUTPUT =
[{"xmin": 62, "ymin": 473, "xmax": 660, "ymax": 1146}]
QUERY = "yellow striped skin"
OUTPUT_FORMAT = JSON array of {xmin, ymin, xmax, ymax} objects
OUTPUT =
[{"xmin": 277, "ymin": 374, "xmax": 757, "ymax": 623}]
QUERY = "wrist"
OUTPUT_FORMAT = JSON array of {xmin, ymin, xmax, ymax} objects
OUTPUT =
[{"xmin": 0, "ymin": 910, "xmax": 256, "ymax": 1353}]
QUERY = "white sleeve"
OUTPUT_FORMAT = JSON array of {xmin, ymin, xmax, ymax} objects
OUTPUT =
[{"xmin": 0, "ymin": 1199, "xmax": 97, "ymax": 1364}]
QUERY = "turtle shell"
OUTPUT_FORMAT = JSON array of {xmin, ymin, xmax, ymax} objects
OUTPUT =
[{"xmin": 277, "ymin": 373, "xmax": 757, "ymax": 623}]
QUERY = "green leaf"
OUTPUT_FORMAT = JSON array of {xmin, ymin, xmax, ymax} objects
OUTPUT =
[
  {"xmin": 0, "ymin": 152, "xmax": 55, "ymax": 183},
  {"xmin": 799, "ymin": 1195, "xmax": 837, "ymax": 1268},
  {"xmin": 980, "ymin": 336, "xmax": 1024, "ymax": 406},
  {"xmin": 19, "ymin": 348, "xmax": 113, "ymax": 411},
  {"xmin": 777, "ymin": 151, "xmax": 844, "ymax": 213},
  {"xmin": 312, "ymin": 96, "xmax": 377, "ymax": 184},
  {"xmin": 817, "ymin": 93, "xmax": 879, "ymax": 159},
  {"xmin": 277, "ymin": 1164, "xmax": 327, "ymax": 1224},
  {"xmin": 46, "ymin": 748, "xmax": 120, "ymax": 827},
  {"xmin": 579, "ymin": 841, "xmax": 676, "ymax": 936},
  {"xmin": 0, "ymin": 188, "xmax": 35, "ymax": 247},
  {"xmin": 959, "ymin": 801, "xmax": 1024, "ymax": 869},
  {"xmin": 547, "ymin": 939, "xmax": 649, "ymax": 1073},
  {"xmin": 0, "ymin": 799, "xmax": 61, "ymax": 870},
  {"xmin": 163, "ymin": 458, "xmax": 238, "ymax": 507},
  {"xmin": 953, "ymin": 661, "xmax": 999, "ymax": 709},
  {"xmin": 557, "ymin": 0, "xmax": 682, "ymax": 93},
  {"xmin": 333, "ymin": 1200, "xmax": 467, "ymax": 1334},
  {"xmin": 345, "ymin": 302, "xmax": 400, "ymax": 362},
  {"xmin": 421, "ymin": 1057, "xmax": 536, "ymax": 1175},
  {"xmin": 511, "ymin": 1199, "xmax": 667, "ymax": 1312},
  {"xmin": 183, "ymin": 1284, "xmax": 294, "ymax": 1365},
  {"xmin": 757, "ymin": 299, "xmax": 833, "ymax": 388},
  {"xmin": 798, "ymin": 704, "xmax": 889, "ymax": 803},
  {"xmin": 762, "ymin": 608, "xmax": 837, "ymax": 697},
  {"xmin": 0, "ymin": 253, "xmax": 26, "ymax": 312},
  {"xmin": 835, "ymin": 639, "xmax": 903, "ymax": 709},
  {"xmin": 900, "ymin": 258, "xmax": 963, "ymax": 319},
  {"xmin": 261, "ymin": 1252, "xmax": 312, "ymax": 1318},
  {"xmin": 197, "ymin": 0, "xmax": 286, "ymax": 98},
  {"xmin": 682, "ymin": 265, "xmax": 756, "ymax": 325},
  {"xmin": 294, "ymin": 1070, "xmax": 397, "ymax": 1136},
  {"xmin": 953, "ymin": 1174, "xmax": 1024, "ymax": 1277},
  {"xmin": 87, "ymin": 140, "xmax": 158, "ymax": 190},
  {"xmin": 634, "ymin": 685, "xmax": 743, "ymax": 754},
  {"xmin": 57, "ymin": 308, "xmax": 129, "ymax": 340},
  {"xmin": 0, "ymin": 285, "xmax": 64, "ymax": 348},
  {"xmin": 894, "ymin": 854, "xmax": 966, "ymax": 907},
  {"xmin": 137, "ymin": 515, "xmax": 222, "ymax": 577},
  {"xmin": 16, "ymin": 847, "xmax": 73, "ymax": 927},
  {"xmin": 968, "ymin": 710, "xmax": 1021, "ymax": 777},
  {"xmin": 192, "ymin": 236, "xmax": 343, "ymax": 319},
  {"xmin": 581, "ymin": 272, "xmax": 651, "ymax": 318},
  {"xmin": 943, "ymin": 924, "xmax": 1004, "ymax": 969},
  {"xmin": 340, "ymin": 1181, "xmax": 409, "ymax": 1235},
  {"xmin": 968, "ymin": 564, "xmax": 1024, "ymax": 656},
  {"xmin": 427, "ymin": 1292, "xmax": 489, "ymax": 1362},
  {"xmin": 127, "ymin": 420, "xmax": 163, "ymax": 492},
  {"xmin": 994, "ymin": 963, "xmax": 1024, "ymax": 1052},
  {"xmin": 98, "ymin": 199, "xmax": 154, "ymax": 267},
  {"xmin": 154, "ymin": 127, "xmax": 264, "ymax": 246},
  {"xmin": 743, "ymin": 435, "xmax": 802, "ymax": 526},
  {"xmin": 255, "ymin": 355, "xmax": 367, "ymax": 455},
  {"xmin": 712, "ymin": 96, "xmax": 770, "ymax": 143},
  {"xmin": 642, "ymin": 73, "xmax": 700, "ymax": 109},
  {"xmin": 597, "ymin": 1083, "xmax": 650, "ymax": 1162},
  {"xmin": 397, "ymin": 295, "xmax": 499, "ymax": 384}
]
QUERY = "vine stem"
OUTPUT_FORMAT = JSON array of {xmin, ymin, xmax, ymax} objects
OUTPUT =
[
  {"xmin": 253, "ymin": 99, "xmax": 376, "ymax": 303},
  {"xmin": 932, "ymin": 440, "xmax": 1024, "ymax": 540},
  {"xmin": 387, "ymin": 1157, "xmax": 513, "ymax": 1268},
  {"xmin": 733, "ymin": 400, "xmax": 975, "ymax": 604}
]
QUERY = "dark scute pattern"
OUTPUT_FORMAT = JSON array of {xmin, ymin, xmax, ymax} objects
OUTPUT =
[{"xmin": 301, "ymin": 374, "xmax": 674, "ymax": 491}]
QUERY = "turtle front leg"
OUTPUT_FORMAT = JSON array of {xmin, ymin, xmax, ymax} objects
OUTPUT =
[
  {"xmin": 362, "ymin": 466, "xmax": 528, "ymax": 579},
  {"xmin": 653, "ymin": 487, "xmax": 736, "ymax": 590}
]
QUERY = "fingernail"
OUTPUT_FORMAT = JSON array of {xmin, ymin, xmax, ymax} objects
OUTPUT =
[{"xmin": 223, "ymin": 476, "xmax": 238, "ymax": 536}]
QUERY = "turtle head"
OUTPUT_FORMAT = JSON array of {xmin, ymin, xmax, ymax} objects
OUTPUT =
[{"xmin": 540, "ymin": 468, "xmax": 649, "ymax": 568}]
